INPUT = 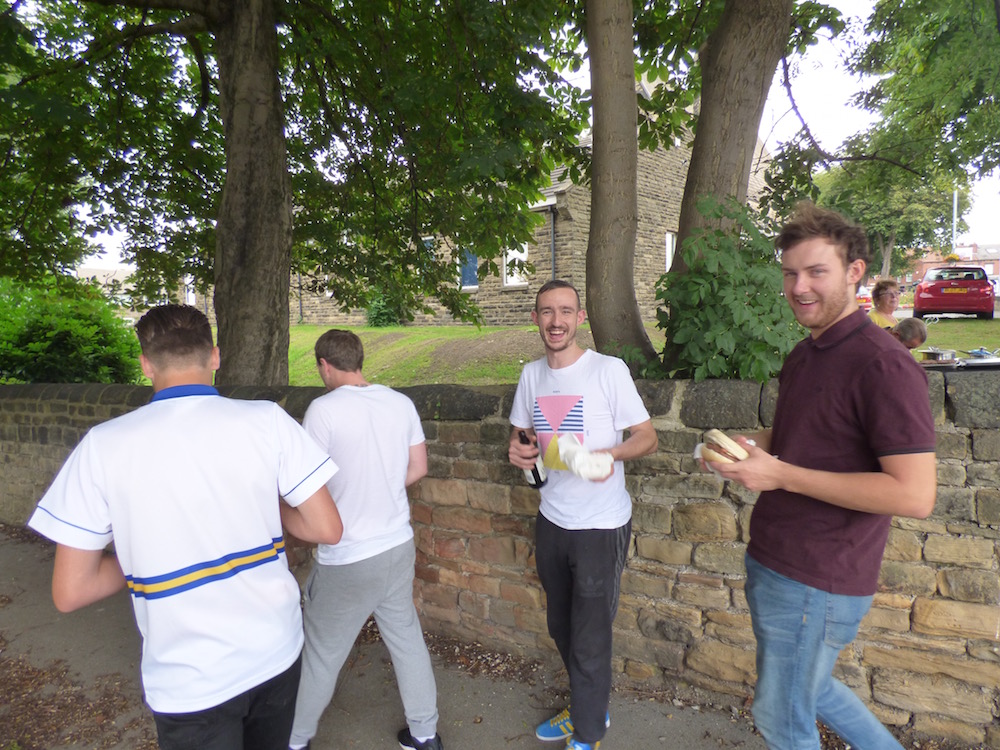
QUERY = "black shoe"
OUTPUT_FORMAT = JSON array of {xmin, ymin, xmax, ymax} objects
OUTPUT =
[{"xmin": 397, "ymin": 727, "xmax": 444, "ymax": 750}]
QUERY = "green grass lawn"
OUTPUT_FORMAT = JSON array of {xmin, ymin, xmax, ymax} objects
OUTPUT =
[
  {"xmin": 289, "ymin": 324, "xmax": 544, "ymax": 388},
  {"xmin": 288, "ymin": 316, "xmax": 1000, "ymax": 388},
  {"xmin": 917, "ymin": 315, "xmax": 1000, "ymax": 356}
]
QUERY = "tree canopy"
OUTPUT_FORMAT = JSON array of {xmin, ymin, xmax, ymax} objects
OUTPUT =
[
  {"xmin": 816, "ymin": 161, "xmax": 970, "ymax": 279},
  {"xmin": 2, "ymin": 0, "xmax": 589, "ymax": 383},
  {"xmin": 5, "ymin": 0, "xmax": 999, "ymax": 385},
  {"xmin": 763, "ymin": 0, "xmax": 999, "ymax": 223}
]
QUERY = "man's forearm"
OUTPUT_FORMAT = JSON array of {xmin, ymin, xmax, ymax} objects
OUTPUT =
[
  {"xmin": 611, "ymin": 421, "xmax": 658, "ymax": 462},
  {"xmin": 741, "ymin": 429, "xmax": 772, "ymax": 453},
  {"xmin": 779, "ymin": 454, "xmax": 936, "ymax": 518},
  {"xmin": 52, "ymin": 546, "xmax": 127, "ymax": 613},
  {"xmin": 714, "ymin": 449, "xmax": 936, "ymax": 519},
  {"xmin": 280, "ymin": 488, "xmax": 343, "ymax": 545}
]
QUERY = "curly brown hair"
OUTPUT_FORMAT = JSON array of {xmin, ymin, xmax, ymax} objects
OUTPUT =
[{"xmin": 776, "ymin": 202, "xmax": 871, "ymax": 267}]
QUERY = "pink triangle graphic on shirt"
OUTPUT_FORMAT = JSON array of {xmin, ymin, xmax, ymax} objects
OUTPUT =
[{"xmin": 537, "ymin": 395, "xmax": 583, "ymax": 433}]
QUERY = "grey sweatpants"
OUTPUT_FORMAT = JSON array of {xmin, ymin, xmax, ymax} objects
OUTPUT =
[{"xmin": 288, "ymin": 539, "xmax": 439, "ymax": 746}]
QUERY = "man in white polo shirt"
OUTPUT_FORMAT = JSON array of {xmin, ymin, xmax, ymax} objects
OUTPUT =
[{"xmin": 28, "ymin": 304, "xmax": 344, "ymax": 750}]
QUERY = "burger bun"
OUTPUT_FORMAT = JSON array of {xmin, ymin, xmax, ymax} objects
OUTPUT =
[{"xmin": 701, "ymin": 429, "xmax": 749, "ymax": 464}]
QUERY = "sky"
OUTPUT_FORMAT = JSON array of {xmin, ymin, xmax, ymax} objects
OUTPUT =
[{"xmin": 759, "ymin": 0, "xmax": 1000, "ymax": 247}]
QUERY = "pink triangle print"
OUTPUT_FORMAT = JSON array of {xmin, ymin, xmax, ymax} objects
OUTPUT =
[
  {"xmin": 537, "ymin": 395, "xmax": 583, "ymax": 432},
  {"xmin": 536, "ymin": 395, "xmax": 584, "ymax": 468}
]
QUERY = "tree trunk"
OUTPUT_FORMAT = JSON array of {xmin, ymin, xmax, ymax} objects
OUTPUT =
[
  {"xmin": 673, "ymin": 0, "xmax": 793, "ymax": 273},
  {"xmin": 584, "ymin": 0, "xmax": 657, "ymax": 367},
  {"xmin": 212, "ymin": 0, "xmax": 292, "ymax": 386},
  {"xmin": 880, "ymin": 229, "xmax": 896, "ymax": 278}
]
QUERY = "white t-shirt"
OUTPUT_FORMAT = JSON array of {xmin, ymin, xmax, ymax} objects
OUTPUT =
[
  {"xmin": 28, "ymin": 385, "xmax": 337, "ymax": 713},
  {"xmin": 304, "ymin": 384, "xmax": 425, "ymax": 565},
  {"xmin": 510, "ymin": 349, "xmax": 650, "ymax": 529}
]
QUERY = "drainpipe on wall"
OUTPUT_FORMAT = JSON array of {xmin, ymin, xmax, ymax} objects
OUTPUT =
[
  {"xmin": 549, "ymin": 204, "xmax": 558, "ymax": 280},
  {"xmin": 297, "ymin": 272, "xmax": 304, "ymax": 323}
]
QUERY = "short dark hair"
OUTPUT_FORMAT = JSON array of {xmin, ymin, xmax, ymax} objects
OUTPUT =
[
  {"xmin": 135, "ymin": 304, "xmax": 213, "ymax": 368},
  {"xmin": 777, "ymin": 202, "xmax": 871, "ymax": 267},
  {"xmin": 315, "ymin": 329, "xmax": 364, "ymax": 372},
  {"xmin": 535, "ymin": 279, "xmax": 581, "ymax": 311}
]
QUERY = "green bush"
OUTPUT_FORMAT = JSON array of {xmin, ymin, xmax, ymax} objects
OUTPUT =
[
  {"xmin": 365, "ymin": 288, "xmax": 406, "ymax": 327},
  {"xmin": 655, "ymin": 198, "xmax": 803, "ymax": 382},
  {"xmin": 0, "ymin": 276, "xmax": 143, "ymax": 384}
]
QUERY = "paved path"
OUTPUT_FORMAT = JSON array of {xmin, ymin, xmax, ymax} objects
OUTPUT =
[{"xmin": 1, "ymin": 526, "xmax": 766, "ymax": 749}]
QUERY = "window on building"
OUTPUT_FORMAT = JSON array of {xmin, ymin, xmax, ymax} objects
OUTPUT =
[
  {"xmin": 665, "ymin": 231, "xmax": 677, "ymax": 272},
  {"xmin": 460, "ymin": 249, "xmax": 478, "ymax": 289},
  {"xmin": 503, "ymin": 243, "xmax": 529, "ymax": 287}
]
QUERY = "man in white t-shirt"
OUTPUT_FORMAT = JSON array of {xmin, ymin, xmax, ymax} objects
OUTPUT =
[
  {"xmin": 27, "ymin": 304, "xmax": 344, "ymax": 750},
  {"xmin": 288, "ymin": 329, "xmax": 442, "ymax": 750},
  {"xmin": 508, "ymin": 280, "xmax": 658, "ymax": 750}
]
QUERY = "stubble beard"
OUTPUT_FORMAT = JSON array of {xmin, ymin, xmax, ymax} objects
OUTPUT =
[
  {"xmin": 542, "ymin": 327, "xmax": 575, "ymax": 353},
  {"xmin": 796, "ymin": 285, "xmax": 855, "ymax": 334}
]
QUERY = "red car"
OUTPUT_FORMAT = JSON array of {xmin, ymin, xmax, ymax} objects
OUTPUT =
[
  {"xmin": 914, "ymin": 266, "xmax": 995, "ymax": 320},
  {"xmin": 856, "ymin": 285, "xmax": 872, "ymax": 311}
]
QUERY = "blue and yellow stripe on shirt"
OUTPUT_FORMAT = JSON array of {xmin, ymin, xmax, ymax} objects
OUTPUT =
[{"xmin": 126, "ymin": 537, "xmax": 287, "ymax": 600}]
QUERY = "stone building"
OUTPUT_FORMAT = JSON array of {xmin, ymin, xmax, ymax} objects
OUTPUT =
[{"xmin": 193, "ymin": 135, "xmax": 691, "ymax": 328}]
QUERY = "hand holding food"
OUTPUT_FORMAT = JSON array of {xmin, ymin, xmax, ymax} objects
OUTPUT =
[
  {"xmin": 700, "ymin": 429, "xmax": 750, "ymax": 464},
  {"xmin": 558, "ymin": 433, "xmax": 614, "ymax": 481}
]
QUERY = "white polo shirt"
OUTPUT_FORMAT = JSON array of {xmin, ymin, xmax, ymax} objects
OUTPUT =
[{"xmin": 29, "ymin": 385, "xmax": 338, "ymax": 713}]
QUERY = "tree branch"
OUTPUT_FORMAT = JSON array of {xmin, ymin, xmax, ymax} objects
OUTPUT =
[
  {"xmin": 185, "ymin": 33, "xmax": 211, "ymax": 116},
  {"xmin": 84, "ymin": 0, "xmax": 227, "ymax": 26},
  {"xmin": 780, "ymin": 56, "xmax": 922, "ymax": 176},
  {"xmin": 18, "ymin": 15, "xmax": 208, "ymax": 86}
]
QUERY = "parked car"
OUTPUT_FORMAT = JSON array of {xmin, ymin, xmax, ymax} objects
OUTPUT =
[
  {"xmin": 856, "ymin": 285, "xmax": 872, "ymax": 311},
  {"xmin": 913, "ymin": 266, "xmax": 995, "ymax": 320}
]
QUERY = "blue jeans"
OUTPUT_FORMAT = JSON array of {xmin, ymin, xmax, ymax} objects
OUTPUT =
[{"xmin": 745, "ymin": 554, "xmax": 902, "ymax": 750}]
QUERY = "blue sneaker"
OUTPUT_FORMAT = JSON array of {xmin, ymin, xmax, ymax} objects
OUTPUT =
[
  {"xmin": 534, "ymin": 708, "xmax": 609, "ymax": 742},
  {"xmin": 566, "ymin": 739, "xmax": 600, "ymax": 749}
]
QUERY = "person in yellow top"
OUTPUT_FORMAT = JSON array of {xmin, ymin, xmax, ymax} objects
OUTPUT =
[{"xmin": 868, "ymin": 279, "xmax": 901, "ymax": 329}]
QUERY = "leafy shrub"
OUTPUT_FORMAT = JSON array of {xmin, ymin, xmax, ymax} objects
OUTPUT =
[
  {"xmin": 365, "ymin": 288, "xmax": 406, "ymax": 327},
  {"xmin": 0, "ymin": 276, "xmax": 143, "ymax": 384},
  {"xmin": 655, "ymin": 198, "xmax": 803, "ymax": 382}
]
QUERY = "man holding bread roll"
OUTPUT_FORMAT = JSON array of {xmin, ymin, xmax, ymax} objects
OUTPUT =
[
  {"xmin": 703, "ymin": 203, "xmax": 936, "ymax": 750},
  {"xmin": 508, "ymin": 280, "xmax": 657, "ymax": 750}
]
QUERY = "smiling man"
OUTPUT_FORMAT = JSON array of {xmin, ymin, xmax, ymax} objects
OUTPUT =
[
  {"xmin": 704, "ymin": 204, "xmax": 936, "ymax": 750},
  {"xmin": 508, "ymin": 280, "xmax": 657, "ymax": 750}
]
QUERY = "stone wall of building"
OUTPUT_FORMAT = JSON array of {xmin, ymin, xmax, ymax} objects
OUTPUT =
[{"xmin": 4, "ymin": 371, "xmax": 999, "ymax": 746}]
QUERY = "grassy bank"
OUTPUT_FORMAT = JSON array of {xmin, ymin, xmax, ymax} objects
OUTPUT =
[
  {"xmin": 287, "ymin": 317, "xmax": 1000, "ymax": 388},
  {"xmin": 289, "ymin": 325, "xmax": 547, "ymax": 388}
]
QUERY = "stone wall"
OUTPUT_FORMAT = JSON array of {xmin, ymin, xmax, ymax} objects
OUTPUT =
[{"xmin": 3, "ymin": 373, "xmax": 1000, "ymax": 746}]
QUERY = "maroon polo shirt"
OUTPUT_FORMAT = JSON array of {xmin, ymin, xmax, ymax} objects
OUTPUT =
[{"xmin": 747, "ymin": 309, "xmax": 936, "ymax": 596}]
